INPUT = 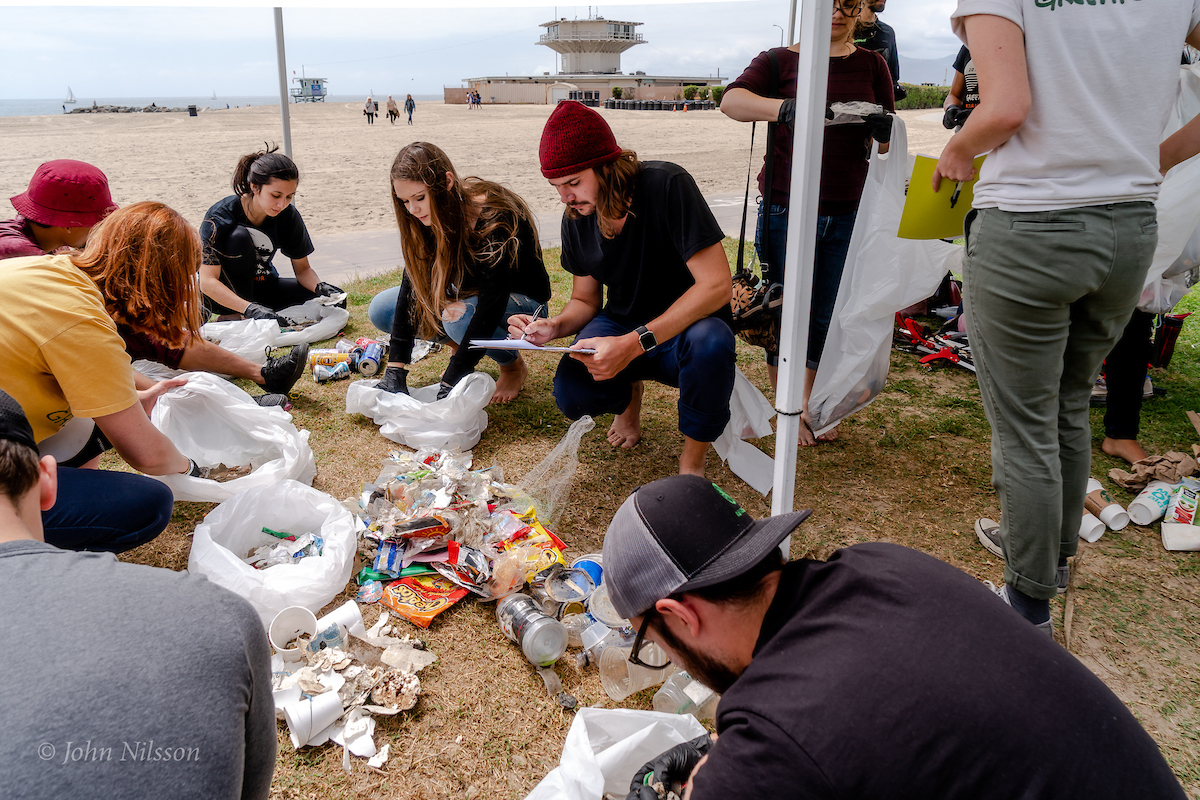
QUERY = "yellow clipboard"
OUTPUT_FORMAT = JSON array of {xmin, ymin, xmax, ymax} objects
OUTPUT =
[{"xmin": 897, "ymin": 153, "xmax": 987, "ymax": 240}]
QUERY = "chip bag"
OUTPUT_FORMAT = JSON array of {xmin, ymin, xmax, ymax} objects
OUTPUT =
[{"xmin": 379, "ymin": 573, "xmax": 469, "ymax": 628}]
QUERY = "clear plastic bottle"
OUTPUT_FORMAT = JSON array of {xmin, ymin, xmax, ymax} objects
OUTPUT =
[
  {"xmin": 653, "ymin": 670, "xmax": 719, "ymax": 721},
  {"xmin": 599, "ymin": 642, "xmax": 675, "ymax": 701},
  {"xmin": 495, "ymin": 593, "xmax": 569, "ymax": 667}
]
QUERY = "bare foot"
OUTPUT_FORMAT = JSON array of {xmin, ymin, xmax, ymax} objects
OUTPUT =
[
  {"xmin": 491, "ymin": 355, "xmax": 528, "ymax": 404},
  {"xmin": 798, "ymin": 414, "xmax": 818, "ymax": 447},
  {"xmin": 817, "ymin": 425, "xmax": 839, "ymax": 443},
  {"xmin": 679, "ymin": 436, "xmax": 708, "ymax": 476},
  {"xmin": 1102, "ymin": 437, "xmax": 1148, "ymax": 464},
  {"xmin": 608, "ymin": 381, "xmax": 643, "ymax": 448}
]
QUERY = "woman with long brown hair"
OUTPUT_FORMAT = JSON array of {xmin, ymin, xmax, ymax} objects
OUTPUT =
[
  {"xmin": 0, "ymin": 201, "xmax": 207, "ymax": 553},
  {"xmin": 367, "ymin": 142, "xmax": 551, "ymax": 403}
]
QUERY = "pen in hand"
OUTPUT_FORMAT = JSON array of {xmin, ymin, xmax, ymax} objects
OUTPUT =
[
  {"xmin": 950, "ymin": 181, "xmax": 963, "ymax": 209},
  {"xmin": 520, "ymin": 304, "xmax": 546, "ymax": 342}
]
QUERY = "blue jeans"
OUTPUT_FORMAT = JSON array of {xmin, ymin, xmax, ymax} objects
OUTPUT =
[
  {"xmin": 43, "ymin": 467, "xmax": 174, "ymax": 553},
  {"xmin": 754, "ymin": 202, "xmax": 857, "ymax": 369},
  {"xmin": 368, "ymin": 288, "xmax": 541, "ymax": 366},
  {"xmin": 552, "ymin": 314, "xmax": 736, "ymax": 443}
]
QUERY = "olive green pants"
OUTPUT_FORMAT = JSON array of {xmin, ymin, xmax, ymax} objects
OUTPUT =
[{"xmin": 963, "ymin": 202, "xmax": 1158, "ymax": 599}]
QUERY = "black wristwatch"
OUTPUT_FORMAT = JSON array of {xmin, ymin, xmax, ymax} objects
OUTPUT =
[{"xmin": 635, "ymin": 325, "xmax": 658, "ymax": 353}]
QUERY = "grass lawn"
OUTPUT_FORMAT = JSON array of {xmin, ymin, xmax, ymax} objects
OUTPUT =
[{"xmin": 115, "ymin": 238, "xmax": 1200, "ymax": 798}]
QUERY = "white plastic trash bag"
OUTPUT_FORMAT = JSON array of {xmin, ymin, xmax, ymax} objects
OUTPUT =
[
  {"xmin": 274, "ymin": 298, "xmax": 351, "ymax": 347},
  {"xmin": 712, "ymin": 368, "xmax": 776, "ymax": 495},
  {"xmin": 188, "ymin": 480, "xmax": 358, "ymax": 628},
  {"xmin": 524, "ymin": 708, "xmax": 707, "ymax": 800},
  {"xmin": 808, "ymin": 119, "xmax": 961, "ymax": 433},
  {"xmin": 345, "ymin": 372, "xmax": 494, "ymax": 451},
  {"xmin": 201, "ymin": 318, "xmax": 279, "ymax": 365},
  {"xmin": 149, "ymin": 372, "xmax": 316, "ymax": 502}
]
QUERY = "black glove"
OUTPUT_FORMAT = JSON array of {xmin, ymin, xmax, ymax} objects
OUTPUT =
[
  {"xmin": 243, "ymin": 302, "xmax": 290, "ymax": 325},
  {"xmin": 315, "ymin": 281, "xmax": 347, "ymax": 308},
  {"xmin": 893, "ymin": 84, "xmax": 908, "ymax": 102},
  {"xmin": 436, "ymin": 381, "xmax": 454, "ymax": 401},
  {"xmin": 864, "ymin": 112, "xmax": 893, "ymax": 144},
  {"xmin": 943, "ymin": 105, "xmax": 971, "ymax": 130},
  {"xmin": 626, "ymin": 735, "xmax": 713, "ymax": 800},
  {"xmin": 777, "ymin": 97, "xmax": 795, "ymax": 131},
  {"xmin": 185, "ymin": 458, "xmax": 204, "ymax": 478},
  {"xmin": 376, "ymin": 366, "xmax": 409, "ymax": 395}
]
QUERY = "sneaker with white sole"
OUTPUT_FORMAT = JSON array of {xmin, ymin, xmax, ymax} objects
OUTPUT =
[
  {"xmin": 260, "ymin": 342, "xmax": 310, "ymax": 395},
  {"xmin": 1056, "ymin": 563, "xmax": 1069, "ymax": 595},
  {"xmin": 975, "ymin": 518, "xmax": 1004, "ymax": 559},
  {"xmin": 983, "ymin": 580, "xmax": 1054, "ymax": 637}
]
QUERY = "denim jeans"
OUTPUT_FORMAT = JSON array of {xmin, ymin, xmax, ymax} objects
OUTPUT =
[
  {"xmin": 43, "ymin": 467, "xmax": 175, "ymax": 553},
  {"xmin": 963, "ymin": 203, "xmax": 1158, "ymax": 599},
  {"xmin": 552, "ymin": 314, "xmax": 736, "ymax": 443},
  {"xmin": 755, "ymin": 201, "xmax": 857, "ymax": 369},
  {"xmin": 367, "ymin": 288, "xmax": 541, "ymax": 366}
]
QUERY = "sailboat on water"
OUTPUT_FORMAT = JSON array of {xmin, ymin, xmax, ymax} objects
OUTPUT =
[
  {"xmin": 212, "ymin": 90, "xmax": 217, "ymax": 100},
  {"xmin": 64, "ymin": 87, "xmax": 76, "ymax": 104}
]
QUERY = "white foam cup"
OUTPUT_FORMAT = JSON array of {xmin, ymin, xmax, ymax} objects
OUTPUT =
[
  {"xmin": 1128, "ymin": 481, "xmax": 1175, "ymax": 526},
  {"xmin": 1079, "ymin": 512, "xmax": 1105, "ymax": 543},
  {"xmin": 269, "ymin": 606, "xmax": 318, "ymax": 662},
  {"xmin": 317, "ymin": 600, "xmax": 367, "ymax": 639},
  {"xmin": 283, "ymin": 690, "xmax": 344, "ymax": 748},
  {"xmin": 1097, "ymin": 503, "xmax": 1129, "ymax": 531}
]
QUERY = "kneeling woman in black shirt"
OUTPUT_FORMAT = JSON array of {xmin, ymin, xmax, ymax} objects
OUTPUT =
[
  {"xmin": 199, "ymin": 145, "xmax": 343, "ymax": 324},
  {"xmin": 368, "ymin": 142, "xmax": 551, "ymax": 404}
]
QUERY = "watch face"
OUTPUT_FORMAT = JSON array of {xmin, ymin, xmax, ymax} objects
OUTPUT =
[{"xmin": 639, "ymin": 327, "xmax": 656, "ymax": 351}]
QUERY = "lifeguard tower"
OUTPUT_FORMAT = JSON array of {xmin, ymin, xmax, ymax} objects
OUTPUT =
[
  {"xmin": 290, "ymin": 77, "xmax": 328, "ymax": 103},
  {"xmin": 537, "ymin": 17, "xmax": 643, "ymax": 74}
]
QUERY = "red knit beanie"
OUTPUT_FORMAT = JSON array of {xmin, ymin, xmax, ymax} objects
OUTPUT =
[{"xmin": 539, "ymin": 101, "xmax": 623, "ymax": 179}]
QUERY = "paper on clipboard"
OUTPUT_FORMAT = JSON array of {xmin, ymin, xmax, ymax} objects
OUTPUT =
[
  {"xmin": 469, "ymin": 339, "xmax": 597, "ymax": 354},
  {"xmin": 897, "ymin": 153, "xmax": 987, "ymax": 240}
]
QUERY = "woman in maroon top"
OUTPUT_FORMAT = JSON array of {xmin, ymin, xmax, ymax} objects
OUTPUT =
[{"xmin": 722, "ymin": 1, "xmax": 894, "ymax": 443}]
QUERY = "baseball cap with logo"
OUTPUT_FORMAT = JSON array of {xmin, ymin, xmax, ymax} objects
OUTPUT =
[{"xmin": 601, "ymin": 475, "xmax": 811, "ymax": 620}]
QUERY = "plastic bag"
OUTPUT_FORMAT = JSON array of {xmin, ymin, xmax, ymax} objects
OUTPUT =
[
  {"xmin": 149, "ymin": 372, "xmax": 316, "ymax": 502},
  {"xmin": 201, "ymin": 318, "xmax": 279, "ymax": 365},
  {"xmin": 188, "ymin": 480, "xmax": 358, "ymax": 628},
  {"xmin": 711, "ymin": 368, "xmax": 777, "ymax": 495},
  {"xmin": 1139, "ymin": 64, "xmax": 1200, "ymax": 314},
  {"xmin": 345, "ymin": 372, "xmax": 494, "ymax": 451},
  {"xmin": 807, "ymin": 118, "xmax": 962, "ymax": 433},
  {"xmin": 274, "ymin": 298, "xmax": 351, "ymax": 347},
  {"xmin": 524, "ymin": 708, "xmax": 707, "ymax": 800},
  {"xmin": 516, "ymin": 415, "xmax": 595, "ymax": 528}
]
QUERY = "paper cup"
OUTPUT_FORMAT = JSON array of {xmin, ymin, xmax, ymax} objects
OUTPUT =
[
  {"xmin": 1128, "ymin": 481, "xmax": 1175, "ymax": 526},
  {"xmin": 1097, "ymin": 503, "xmax": 1129, "ymax": 531},
  {"xmin": 283, "ymin": 691, "xmax": 344, "ymax": 749},
  {"xmin": 1079, "ymin": 512, "xmax": 1105, "ymax": 543},
  {"xmin": 317, "ymin": 600, "xmax": 367, "ymax": 639},
  {"xmin": 269, "ymin": 606, "xmax": 318, "ymax": 662}
]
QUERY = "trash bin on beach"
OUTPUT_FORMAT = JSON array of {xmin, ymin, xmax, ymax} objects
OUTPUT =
[{"xmin": 188, "ymin": 105, "xmax": 197, "ymax": 117}]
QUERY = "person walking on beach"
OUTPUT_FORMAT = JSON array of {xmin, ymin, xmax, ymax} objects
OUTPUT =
[
  {"xmin": 721, "ymin": 0, "xmax": 894, "ymax": 444},
  {"xmin": 933, "ymin": 0, "xmax": 1200, "ymax": 632},
  {"xmin": 364, "ymin": 96, "xmax": 376, "ymax": 124},
  {"xmin": 367, "ymin": 142, "xmax": 551, "ymax": 404},
  {"xmin": 405, "ymin": 94, "xmax": 416, "ymax": 125},
  {"xmin": 386, "ymin": 95, "xmax": 399, "ymax": 124},
  {"xmin": 513, "ymin": 101, "xmax": 735, "ymax": 476},
  {"xmin": 199, "ymin": 145, "xmax": 344, "ymax": 325}
]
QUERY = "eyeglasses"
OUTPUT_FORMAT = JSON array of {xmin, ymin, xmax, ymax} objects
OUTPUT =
[
  {"xmin": 832, "ymin": 0, "xmax": 863, "ymax": 14},
  {"xmin": 628, "ymin": 609, "xmax": 672, "ymax": 670}
]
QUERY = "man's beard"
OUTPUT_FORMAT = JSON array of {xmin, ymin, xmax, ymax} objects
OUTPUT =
[{"xmin": 651, "ymin": 618, "xmax": 741, "ymax": 695}]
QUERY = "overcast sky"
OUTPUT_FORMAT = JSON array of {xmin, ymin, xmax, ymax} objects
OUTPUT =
[{"xmin": 0, "ymin": 0, "xmax": 961, "ymax": 99}]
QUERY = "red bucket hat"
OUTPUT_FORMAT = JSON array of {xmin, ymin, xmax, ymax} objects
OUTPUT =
[
  {"xmin": 539, "ymin": 101, "xmax": 623, "ymax": 179},
  {"xmin": 10, "ymin": 160, "xmax": 116, "ymax": 228}
]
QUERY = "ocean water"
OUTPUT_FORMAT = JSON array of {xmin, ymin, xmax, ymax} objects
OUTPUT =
[{"xmin": 0, "ymin": 94, "xmax": 443, "ymax": 118}]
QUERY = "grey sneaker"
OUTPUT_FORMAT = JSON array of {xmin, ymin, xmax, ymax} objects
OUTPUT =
[
  {"xmin": 260, "ymin": 342, "xmax": 310, "ymax": 395},
  {"xmin": 1056, "ymin": 562, "xmax": 1069, "ymax": 596},
  {"xmin": 975, "ymin": 518, "xmax": 1004, "ymax": 559},
  {"xmin": 984, "ymin": 581, "xmax": 1054, "ymax": 638}
]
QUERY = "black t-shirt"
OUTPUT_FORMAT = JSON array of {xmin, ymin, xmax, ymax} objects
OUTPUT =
[
  {"xmin": 688, "ymin": 543, "xmax": 1186, "ymax": 800},
  {"xmin": 559, "ymin": 161, "xmax": 725, "ymax": 328},
  {"xmin": 953, "ymin": 46, "xmax": 979, "ymax": 109},
  {"xmin": 200, "ymin": 194, "xmax": 314, "ymax": 281},
  {"xmin": 855, "ymin": 18, "xmax": 903, "ymax": 98},
  {"xmin": 389, "ymin": 213, "xmax": 550, "ymax": 383}
]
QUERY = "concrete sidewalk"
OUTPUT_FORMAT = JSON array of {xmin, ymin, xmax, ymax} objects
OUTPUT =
[{"xmin": 307, "ymin": 193, "xmax": 750, "ymax": 285}]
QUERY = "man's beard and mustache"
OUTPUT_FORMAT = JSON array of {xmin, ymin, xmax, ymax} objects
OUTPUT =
[{"xmin": 651, "ymin": 617, "xmax": 741, "ymax": 695}]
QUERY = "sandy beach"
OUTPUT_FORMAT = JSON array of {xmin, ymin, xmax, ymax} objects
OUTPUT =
[{"xmin": 0, "ymin": 101, "xmax": 953, "ymax": 235}]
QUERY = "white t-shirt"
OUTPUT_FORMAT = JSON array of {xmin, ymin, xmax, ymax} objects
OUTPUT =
[{"xmin": 952, "ymin": 0, "xmax": 1200, "ymax": 211}]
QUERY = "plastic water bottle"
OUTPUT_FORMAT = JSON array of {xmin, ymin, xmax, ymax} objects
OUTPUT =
[
  {"xmin": 653, "ymin": 670, "xmax": 719, "ymax": 721},
  {"xmin": 496, "ymin": 594, "xmax": 568, "ymax": 667}
]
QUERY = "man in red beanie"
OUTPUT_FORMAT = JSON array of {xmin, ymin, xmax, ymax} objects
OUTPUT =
[
  {"xmin": 511, "ymin": 101, "xmax": 735, "ymax": 476},
  {"xmin": 3, "ymin": 160, "xmax": 307, "ymax": 406}
]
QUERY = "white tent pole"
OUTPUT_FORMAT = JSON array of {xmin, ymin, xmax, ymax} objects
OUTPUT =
[
  {"xmin": 274, "ymin": 7, "xmax": 294, "ymax": 159},
  {"xmin": 786, "ymin": 0, "xmax": 798, "ymax": 52},
  {"xmin": 771, "ymin": 0, "xmax": 831, "ymax": 518}
]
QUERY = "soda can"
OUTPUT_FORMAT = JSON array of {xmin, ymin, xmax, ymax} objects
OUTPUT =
[
  {"xmin": 358, "ymin": 342, "xmax": 384, "ymax": 377},
  {"xmin": 334, "ymin": 338, "xmax": 356, "ymax": 353},
  {"xmin": 314, "ymin": 361, "xmax": 351, "ymax": 383},
  {"xmin": 308, "ymin": 349, "xmax": 351, "ymax": 368},
  {"xmin": 354, "ymin": 337, "xmax": 378, "ymax": 349}
]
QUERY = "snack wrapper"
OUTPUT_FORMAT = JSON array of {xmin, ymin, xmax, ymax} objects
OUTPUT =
[{"xmin": 379, "ymin": 573, "xmax": 469, "ymax": 628}]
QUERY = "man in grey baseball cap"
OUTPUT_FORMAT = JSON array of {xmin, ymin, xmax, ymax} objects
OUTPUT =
[{"xmin": 604, "ymin": 475, "xmax": 1186, "ymax": 800}]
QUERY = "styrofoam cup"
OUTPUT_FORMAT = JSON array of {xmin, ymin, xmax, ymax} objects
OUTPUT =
[
  {"xmin": 1097, "ymin": 503, "xmax": 1129, "ymax": 531},
  {"xmin": 283, "ymin": 691, "xmax": 344, "ymax": 748},
  {"xmin": 1079, "ymin": 512, "xmax": 1105, "ymax": 543},
  {"xmin": 317, "ymin": 600, "xmax": 367, "ymax": 639},
  {"xmin": 269, "ymin": 606, "xmax": 318, "ymax": 661}
]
